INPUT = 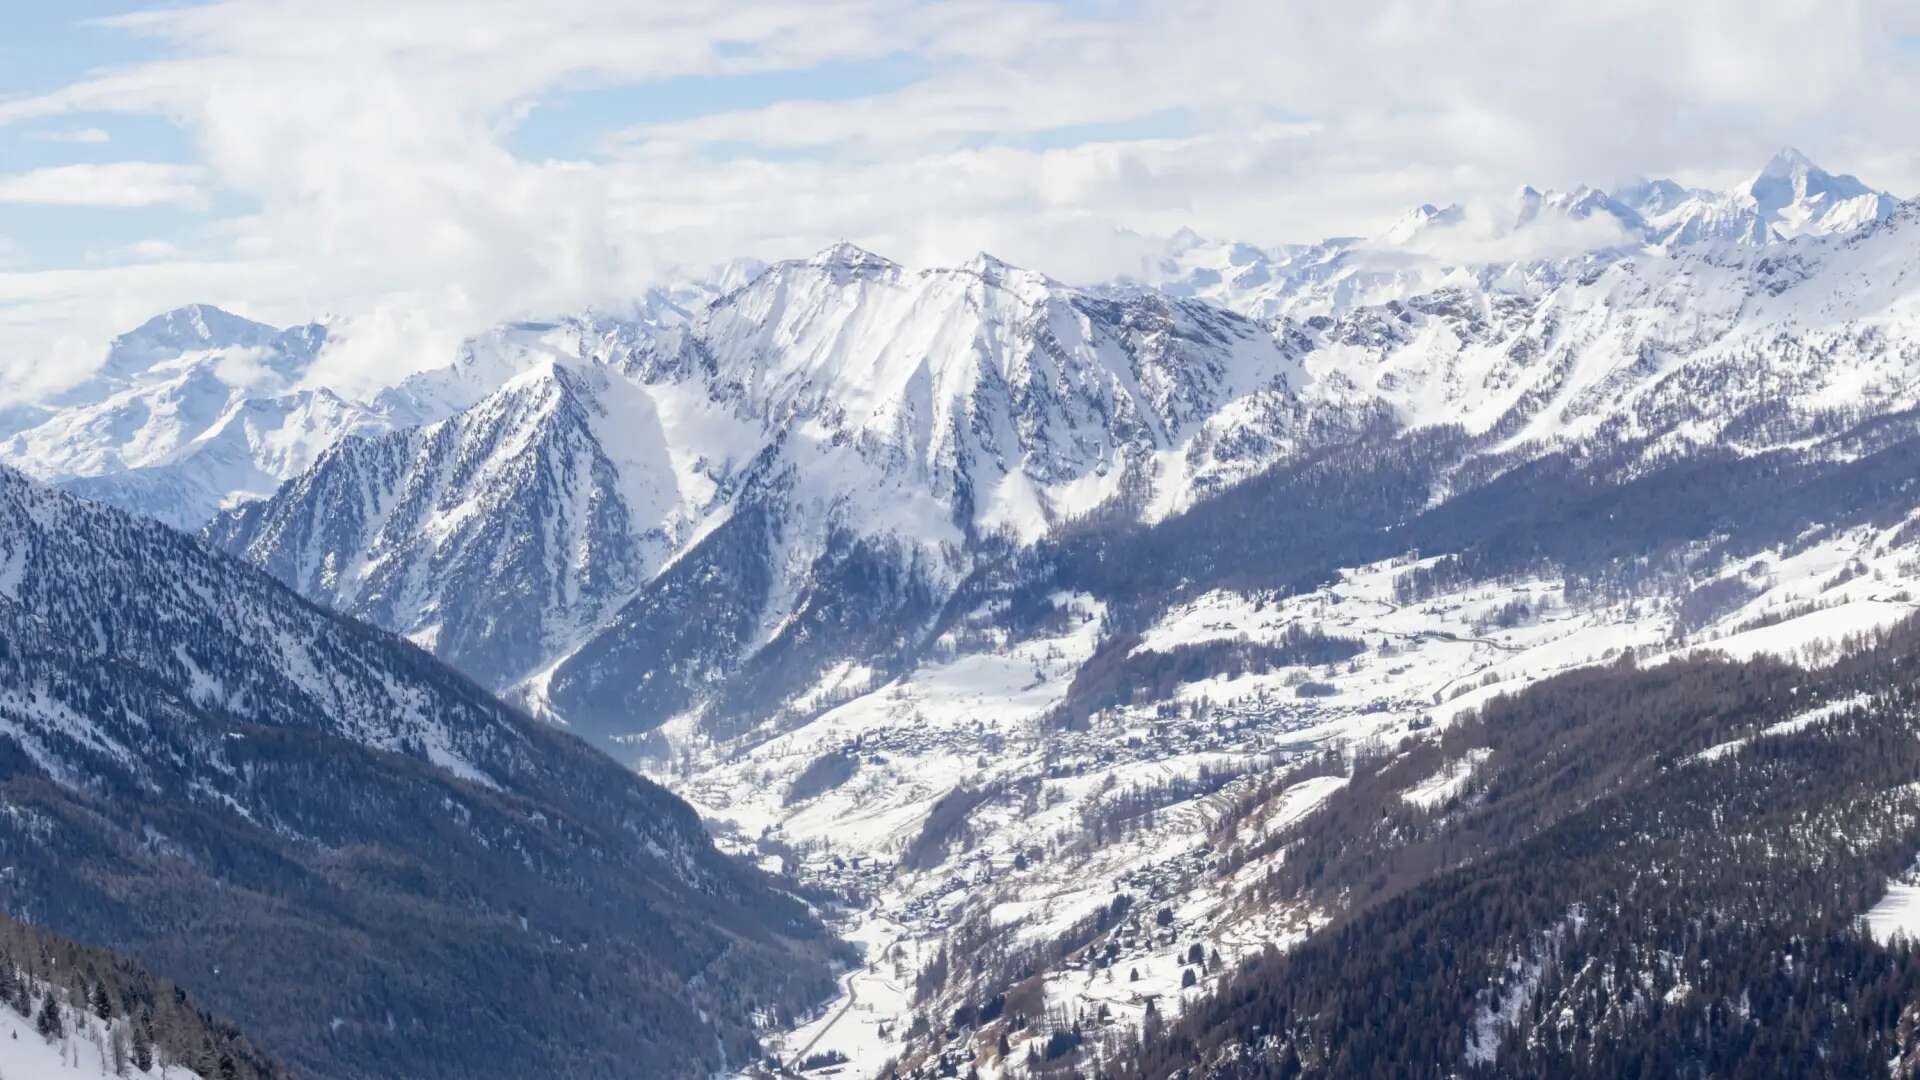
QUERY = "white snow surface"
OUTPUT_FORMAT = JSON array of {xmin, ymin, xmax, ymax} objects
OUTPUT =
[
  {"xmin": 1403, "ymin": 748, "xmax": 1493, "ymax": 808},
  {"xmin": 0, "ymin": 978, "xmax": 206, "ymax": 1080},
  {"xmin": 705, "ymin": 509, "xmax": 1920, "ymax": 1077},
  {"xmin": 0, "ymin": 307, "xmax": 407, "ymax": 528},
  {"xmin": 1867, "ymin": 882, "xmax": 1920, "ymax": 947},
  {"xmin": 14, "ymin": 150, "xmax": 1920, "ymax": 1079},
  {"xmin": 212, "ymin": 242, "xmax": 1321, "ymax": 705},
  {"xmin": 1125, "ymin": 148, "xmax": 1895, "ymax": 322}
]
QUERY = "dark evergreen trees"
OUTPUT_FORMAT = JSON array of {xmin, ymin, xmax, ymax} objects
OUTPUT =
[
  {"xmin": 0, "ymin": 467, "xmax": 843, "ymax": 1079},
  {"xmin": 33, "ymin": 990, "xmax": 61, "ymax": 1041},
  {"xmin": 1117, "ymin": 617, "xmax": 1920, "ymax": 1077}
]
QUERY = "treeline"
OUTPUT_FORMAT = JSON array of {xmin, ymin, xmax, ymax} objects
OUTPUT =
[
  {"xmin": 901, "ymin": 784, "xmax": 1004, "ymax": 872},
  {"xmin": 0, "ymin": 469, "xmax": 845, "ymax": 1079},
  {"xmin": 905, "ymin": 893, "xmax": 1138, "ymax": 1069},
  {"xmin": 948, "ymin": 402, "xmax": 1920, "ymax": 726},
  {"xmin": 1108, "ymin": 618, "xmax": 1920, "ymax": 1077},
  {"xmin": 0, "ymin": 910, "xmax": 283, "ymax": 1079},
  {"xmin": 1053, "ymin": 626, "xmax": 1365, "ymax": 728}
]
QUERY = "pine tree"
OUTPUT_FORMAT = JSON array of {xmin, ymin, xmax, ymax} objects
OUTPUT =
[
  {"xmin": 5, "ymin": 970, "xmax": 26, "ymax": 1018},
  {"xmin": 35, "ymin": 989, "xmax": 64, "ymax": 1041},
  {"xmin": 132, "ymin": 1014, "xmax": 155, "ymax": 1072}
]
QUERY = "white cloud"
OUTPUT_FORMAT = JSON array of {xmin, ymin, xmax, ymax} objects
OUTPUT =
[
  {"xmin": 0, "ymin": 0, "xmax": 1916, "ymax": 402},
  {"xmin": 28, "ymin": 127, "xmax": 111, "ymax": 144},
  {"xmin": 0, "ymin": 163, "xmax": 206, "ymax": 208},
  {"xmin": 1355, "ymin": 204, "xmax": 1647, "ymax": 267},
  {"xmin": 0, "ymin": 257, "xmax": 293, "ymax": 403},
  {"xmin": 115, "ymin": 239, "xmax": 187, "ymax": 261},
  {"xmin": 208, "ymin": 344, "xmax": 283, "ymax": 389}
]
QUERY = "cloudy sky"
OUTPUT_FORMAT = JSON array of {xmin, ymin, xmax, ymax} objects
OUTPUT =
[{"xmin": 2, "ymin": 0, "xmax": 1918, "ymax": 400}]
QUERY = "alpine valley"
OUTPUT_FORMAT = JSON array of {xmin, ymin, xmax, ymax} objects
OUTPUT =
[{"xmin": 11, "ymin": 150, "xmax": 1920, "ymax": 1078}]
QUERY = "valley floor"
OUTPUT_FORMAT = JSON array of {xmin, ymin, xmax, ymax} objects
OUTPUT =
[{"xmin": 661, "ymin": 512, "xmax": 1920, "ymax": 1077}]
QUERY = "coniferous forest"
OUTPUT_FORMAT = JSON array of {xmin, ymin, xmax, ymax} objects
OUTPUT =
[{"xmin": 1112, "ymin": 621, "xmax": 1920, "ymax": 1078}]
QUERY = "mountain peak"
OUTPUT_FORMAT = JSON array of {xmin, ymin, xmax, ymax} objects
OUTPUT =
[
  {"xmin": 1744, "ymin": 146, "xmax": 1888, "ymax": 232},
  {"xmin": 806, "ymin": 241, "xmax": 898, "ymax": 273},
  {"xmin": 959, "ymin": 250, "xmax": 1021, "ymax": 277},
  {"xmin": 98, "ymin": 303, "xmax": 283, "ymax": 383},
  {"xmin": 1165, "ymin": 226, "xmax": 1207, "ymax": 254},
  {"xmin": 121, "ymin": 303, "xmax": 277, "ymax": 349},
  {"xmin": 1382, "ymin": 202, "xmax": 1466, "ymax": 245},
  {"xmin": 152, "ymin": 302, "xmax": 267, "ymax": 333},
  {"xmin": 1614, "ymin": 177, "xmax": 1693, "ymax": 214},
  {"xmin": 1758, "ymin": 146, "xmax": 1820, "ymax": 180}
]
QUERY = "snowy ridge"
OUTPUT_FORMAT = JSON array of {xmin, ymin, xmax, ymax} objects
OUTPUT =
[
  {"xmin": 212, "ymin": 244, "xmax": 1322, "ymax": 736},
  {"xmin": 0, "ymin": 975, "xmax": 209, "ymax": 1080},
  {"xmin": 0, "ymin": 461, "xmax": 755, "ymax": 891},
  {"xmin": 0, "ymin": 464, "xmax": 838, "ymax": 1077},
  {"xmin": 1, "ymin": 305, "xmax": 403, "ymax": 528},
  {"xmin": 1125, "ymin": 148, "xmax": 1899, "ymax": 322},
  {"xmin": 1296, "ymin": 196, "xmax": 1920, "ymax": 454},
  {"xmin": 0, "ymin": 463, "xmax": 522, "ymax": 790},
  {"xmin": 0, "ymin": 264, "xmax": 754, "ymax": 531},
  {"xmin": 12, "ymin": 151, "xmax": 1895, "ymax": 536},
  {"xmin": 19, "ymin": 147, "xmax": 1920, "ymax": 1077}
]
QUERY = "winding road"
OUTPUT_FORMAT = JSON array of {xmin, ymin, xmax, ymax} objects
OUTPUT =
[{"xmin": 785, "ymin": 934, "xmax": 906, "ymax": 1074}]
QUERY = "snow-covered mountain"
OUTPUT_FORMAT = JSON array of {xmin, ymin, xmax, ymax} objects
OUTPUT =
[
  {"xmin": 203, "ymin": 172, "xmax": 1920, "ymax": 750},
  {"xmin": 17, "ymin": 150, "xmax": 1887, "ymax": 538},
  {"xmin": 1129, "ymin": 148, "xmax": 1899, "ymax": 321},
  {"xmin": 1300, "ymin": 197, "xmax": 1920, "ymax": 452},
  {"xmin": 0, "ymin": 911, "xmax": 277, "ymax": 1080},
  {"xmin": 0, "ymin": 305, "xmax": 405, "ymax": 528},
  {"xmin": 0, "ymin": 268, "xmax": 770, "ymax": 532},
  {"xmin": 375, "ymin": 263, "xmax": 759, "ymax": 420},
  {"xmin": 22, "ymin": 147, "xmax": 1920, "ymax": 1078},
  {"xmin": 0, "ymin": 465, "xmax": 836, "ymax": 1078},
  {"xmin": 208, "ymin": 243, "xmax": 1329, "ymax": 739},
  {"xmin": 1737, "ymin": 146, "xmax": 1897, "ymax": 238},
  {"xmin": 1609, "ymin": 148, "xmax": 1895, "ymax": 246}
]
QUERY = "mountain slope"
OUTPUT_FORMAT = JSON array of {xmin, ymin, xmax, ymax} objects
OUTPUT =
[
  {"xmin": 695, "ymin": 398, "xmax": 1920, "ymax": 1074},
  {"xmin": 646, "ymin": 241, "xmax": 1920, "ymax": 1073},
  {"xmin": 0, "ymin": 276, "xmax": 762, "ymax": 534},
  {"xmin": 143, "ymin": 153, "xmax": 1920, "ymax": 1077},
  {"xmin": 1118, "ymin": 633, "xmax": 1920, "ymax": 1078},
  {"xmin": 1, "ymin": 306, "xmax": 401, "ymax": 529},
  {"xmin": 0, "ymin": 909, "xmax": 282, "ymax": 1080},
  {"xmin": 1128, "ymin": 149, "xmax": 1899, "ymax": 321},
  {"xmin": 209, "ymin": 244, "xmax": 1322, "ymax": 744},
  {"xmin": 211, "ymin": 189, "xmax": 1920, "ymax": 755},
  {"xmin": 0, "ymin": 466, "xmax": 837, "ymax": 1079},
  {"xmin": 1296, "ymin": 195, "xmax": 1920, "ymax": 451}
]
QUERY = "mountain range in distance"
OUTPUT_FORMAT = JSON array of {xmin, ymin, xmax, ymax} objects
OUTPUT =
[{"xmin": 8, "ymin": 148, "xmax": 1920, "ymax": 1078}]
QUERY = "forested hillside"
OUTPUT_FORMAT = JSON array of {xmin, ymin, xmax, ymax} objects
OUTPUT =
[
  {"xmin": 1114, "ymin": 622, "xmax": 1920, "ymax": 1077},
  {"xmin": 0, "ymin": 466, "xmax": 840, "ymax": 1079},
  {"xmin": 0, "ymin": 910, "xmax": 282, "ymax": 1079}
]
